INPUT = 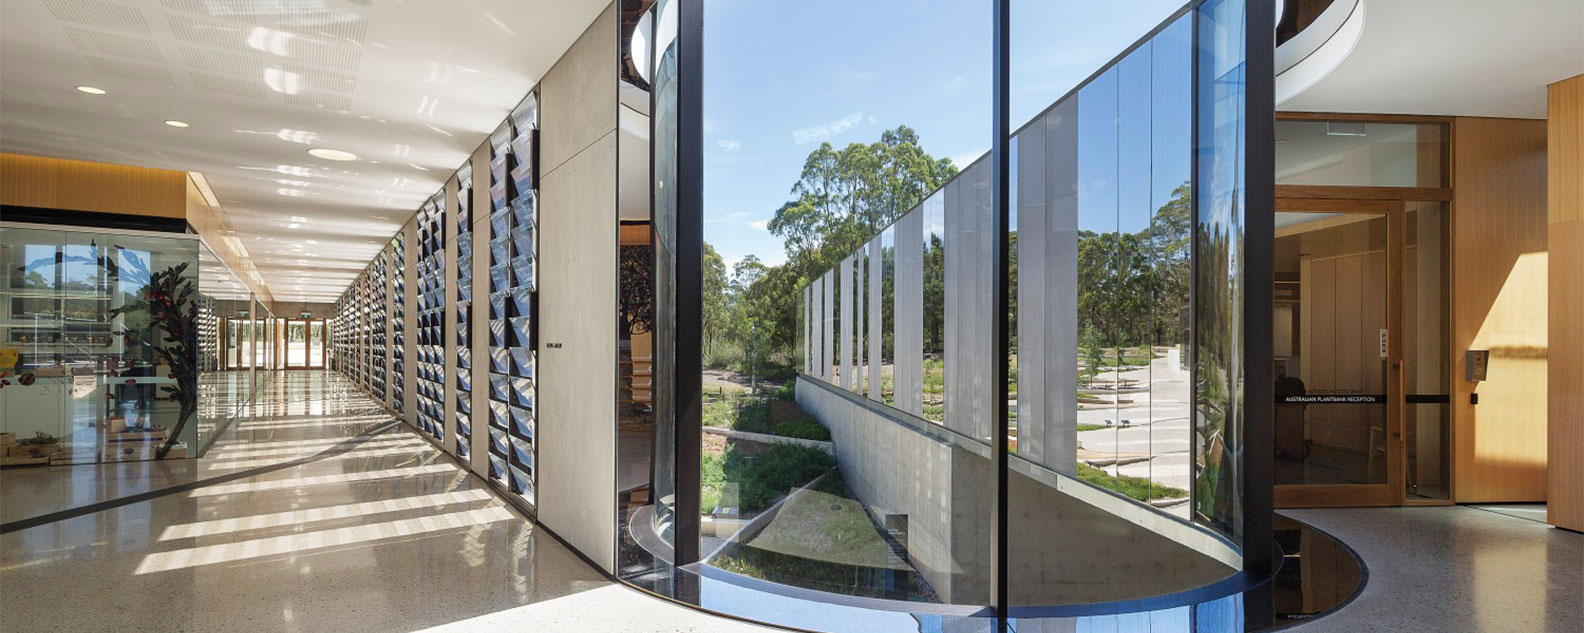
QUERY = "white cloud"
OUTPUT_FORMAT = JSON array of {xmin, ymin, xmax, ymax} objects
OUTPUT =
[
  {"xmin": 792, "ymin": 112, "xmax": 864, "ymax": 145},
  {"xmin": 748, "ymin": 220, "xmax": 770, "ymax": 231},
  {"xmin": 705, "ymin": 210, "xmax": 750, "ymax": 225},
  {"xmin": 717, "ymin": 139, "xmax": 741, "ymax": 151}
]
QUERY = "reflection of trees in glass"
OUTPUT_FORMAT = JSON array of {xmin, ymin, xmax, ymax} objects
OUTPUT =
[
  {"xmin": 1193, "ymin": 212, "xmax": 1240, "ymax": 532},
  {"xmin": 1150, "ymin": 183, "xmax": 1192, "ymax": 346},
  {"xmin": 619, "ymin": 244, "xmax": 655, "ymax": 339},
  {"xmin": 1074, "ymin": 183, "xmax": 1192, "ymax": 354},
  {"xmin": 922, "ymin": 233, "xmax": 944, "ymax": 353}
]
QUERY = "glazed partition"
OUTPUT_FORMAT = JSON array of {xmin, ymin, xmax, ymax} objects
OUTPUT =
[
  {"xmin": 327, "ymin": 1, "xmax": 1278, "ymax": 631},
  {"xmin": 0, "ymin": 224, "xmax": 267, "ymax": 464},
  {"xmin": 618, "ymin": 0, "xmax": 1275, "ymax": 631}
]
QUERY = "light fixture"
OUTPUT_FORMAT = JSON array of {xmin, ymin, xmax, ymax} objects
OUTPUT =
[
  {"xmin": 76, "ymin": 85, "xmax": 106, "ymax": 95},
  {"xmin": 165, "ymin": 120, "xmax": 190, "ymax": 128},
  {"xmin": 307, "ymin": 148, "xmax": 357, "ymax": 161}
]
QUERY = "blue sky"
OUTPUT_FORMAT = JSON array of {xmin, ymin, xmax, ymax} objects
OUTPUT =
[{"xmin": 701, "ymin": 0, "xmax": 1187, "ymax": 269}]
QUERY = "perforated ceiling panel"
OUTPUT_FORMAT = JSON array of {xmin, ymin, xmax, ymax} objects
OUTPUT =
[
  {"xmin": 45, "ymin": 0, "xmax": 150, "ymax": 34},
  {"xmin": 0, "ymin": 0, "xmax": 609, "ymax": 302},
  {"xmin": 62, "ymin": 25, "xmax": 163, "ymax": 61}
]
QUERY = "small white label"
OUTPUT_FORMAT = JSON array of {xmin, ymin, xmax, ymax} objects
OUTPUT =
[{"xmin": 1378, "ymin": 329, "xmax": 1389, "ymax": 359}]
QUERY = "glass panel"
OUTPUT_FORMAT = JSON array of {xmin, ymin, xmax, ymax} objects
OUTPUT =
[
  {"xmin": 1275, "ymin": 120, "xmax": 1447, "ymax": 188},
  {"xmin": 880, "ymin": 227, "xmax": 895, "ymax": 407},
  {"xmin": 617, "ymin": 0, "xmax": 670, "ymax": 582},
  {"xmin": 1273, "ymin": 211, "xmax": 1389, "ymax": 486},
  {"xmin": 1149, "ymin": 18, "xmax": 1195, "ymax": 509},
  {"xmin": 1194, "ymin": 0, "xmax": 1250, "ymax": 542},
  {"xmin": 287, "ymin": 321, "xmax": 307, "ymax": 367},
  {"xmin": 636, "ymin": 0, "xmax": 994, "ymax": 623},
  {"xmin": 1405, "ymin": 201, "xmax": 1450, "ymax": 499},
  {"xmin": 1, "ymin": 226, "xmax": 200, "ymax": 464},
  {"xmin": 1006, "ymin": 8, "xmax": 1235, "ymax": 612},
  {"xmin": 1077, "ymin": 67, "xmax": 1120, "ymax": 487},
  {"xmin": 308, "ymin": 321, "xmax": 324, "ymax": 368}
]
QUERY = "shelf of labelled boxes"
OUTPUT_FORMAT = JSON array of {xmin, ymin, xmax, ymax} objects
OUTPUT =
[
  {"xmin": 390, "ymin": 231, "xmax": 406, "ymax": 412},
  {"xmin": 370, "ymin": 251, "xmax": 387, "ymax": 397},
  {"xmin": 415, "ymin": 193, "xmax": 446, "ymax": 441},
  {"xmin": 360, "ymin": 274, "xmax": 371, "ymax": 388},
  {"xmin": 485, "ymin": 122, "xmax": 513, "ymax": 487},
  {"xmin": 504, "ymin": 94, "xmax": 538, "ymax": 505},
  {"xmin": 454, "ymin": 162, "xmax": 474, "ymax": 461}
]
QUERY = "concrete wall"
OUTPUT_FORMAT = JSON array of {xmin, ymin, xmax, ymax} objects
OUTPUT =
[
  {"xmin": 798, "ymin": 376, "xmax": 1234, "ymax": 605},
  {"xmin": 536, "ymin": 2, "xmax": 619, "ymax": 573}
]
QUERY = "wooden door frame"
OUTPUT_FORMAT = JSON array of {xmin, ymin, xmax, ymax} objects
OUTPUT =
[
  {"xmin": 278, "ymin": 319, "xmax": 326, "ymax": 370},
  {"xmin": 1273, "ymin": 191, "xmax": 1407, "ymax": 507}
]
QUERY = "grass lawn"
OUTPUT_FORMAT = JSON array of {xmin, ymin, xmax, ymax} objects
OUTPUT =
[
  {"xmin": 710, "ymin": 471, "xmax": 938, "ymax": 601},
  {"xmin": 1076, "ymin": 462, "xmax": 1187, "ymax": 502},
  {"xmin": 736, "ymin": 474, "xmax": 902, "ymax": 569},
  {"xmin": 701, "ymin": 442, "xmax": 835, "ymax": 514},
  {"xmin": 1075, "ymin": 424, "xmax": 1109, "ymax": 432},
  {"xmin": 704, "ymin": 397, "xmax": 830, "ymax": 441}
]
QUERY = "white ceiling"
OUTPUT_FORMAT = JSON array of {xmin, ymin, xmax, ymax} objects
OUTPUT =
[
  {"xmin": 0, "ymin": 0, "xmax": 607, "ymax": 302},
  {"xmin": 1281, "ymin": 0, "xmax": 1584, "ymax": 118}
]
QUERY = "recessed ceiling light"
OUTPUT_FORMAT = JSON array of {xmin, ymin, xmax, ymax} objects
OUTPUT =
[
  {"xmin": 308, "ymin": 148, "xmax": 357, "ymax": 161},
  {"xmin": 76, "ymin": 85, "xmax": 106, "ymax": 95},
  {"xmin": 165, "ymin": 120, "xmax": 190, "ymax": 128}
]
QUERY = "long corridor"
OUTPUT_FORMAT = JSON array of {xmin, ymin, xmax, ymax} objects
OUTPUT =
[{"xmin": 0, "ymin": 371, "xmax": 772, "ymax": 633}]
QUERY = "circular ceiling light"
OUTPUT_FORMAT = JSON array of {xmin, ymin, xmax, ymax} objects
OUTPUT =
[
  {"xmin": 165, "ymin": 120, "xmax": 190, "ymax": 128},
  {"xmin": 76, "ymin": 85, "xmax": 106, "ymax": 95},
  {"xmin": 307, "ymin": 148, "xmax": 358, "ymax": 161}
]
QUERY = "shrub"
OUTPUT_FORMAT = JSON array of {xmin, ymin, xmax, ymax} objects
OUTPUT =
[
  {"xmin": 771, "ymin": 416, "xmax": 831, "ymax": 441},
  {"xmin": 720, "ymin": 443, "xmax": 835, "ymax": 512},
  {"xmin": 701, "ymin": 451, "xmax": 725, "ymax": 513}
]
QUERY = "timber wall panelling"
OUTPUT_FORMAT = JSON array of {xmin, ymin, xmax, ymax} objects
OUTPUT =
[
  {"xmin": 1451, "ymin": 117, "xmax": 1550, "ymax": 503},
  {"xmin": 1547, "ymin": 76, "xmax": 1584, "ymax": 532}
]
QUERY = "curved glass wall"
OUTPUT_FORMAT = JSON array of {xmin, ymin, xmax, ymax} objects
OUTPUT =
[{"xmin": 621, "ymin": 0, "xmax": 1272, "ymax": 630}]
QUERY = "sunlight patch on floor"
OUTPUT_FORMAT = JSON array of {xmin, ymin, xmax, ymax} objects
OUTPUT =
[
  {"xmin": 160, "ymin": 489, "xmax": 495, "ymax": 540},
  {"xmin": 134, "ymin": 505, "xmax": 516, "ymax": 574},
  {"xmin": 189, "ymin": 464, "xmax": 460, "ymax": 497}
]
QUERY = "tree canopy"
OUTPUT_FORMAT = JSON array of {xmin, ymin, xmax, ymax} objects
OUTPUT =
[{"xmin": 703, "ymin": 125, "xmax": 957, "ymax": 370}]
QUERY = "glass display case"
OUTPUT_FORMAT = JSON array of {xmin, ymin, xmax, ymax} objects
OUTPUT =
[{"xmin": 0, "ymin": 224, "xmax": 202, "ymax": 464}]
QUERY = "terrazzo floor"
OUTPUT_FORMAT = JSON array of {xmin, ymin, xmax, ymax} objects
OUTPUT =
[
  {"xmin": 0, "ymin": 371, "xmax": 775, "ymax": 633},
  {"xmin": 1282, "ymin": 506, "xmax": 1581, "ymax": 633},
  {"xmin": 2, "ymin": 371, "xmax": 1577, "ymax": 633}
]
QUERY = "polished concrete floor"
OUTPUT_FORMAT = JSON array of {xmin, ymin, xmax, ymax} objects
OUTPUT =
[
  {"xmin": 1284, "ymin": 506, "xmax": 1581, "ymax": 633},
  {"xmin": 0, "ymin": 371, "xmax": 774, "ymax": 633},
  {"xmin": 2, "ymin": 371, "xmax": 1578, "ymax": 632}
]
